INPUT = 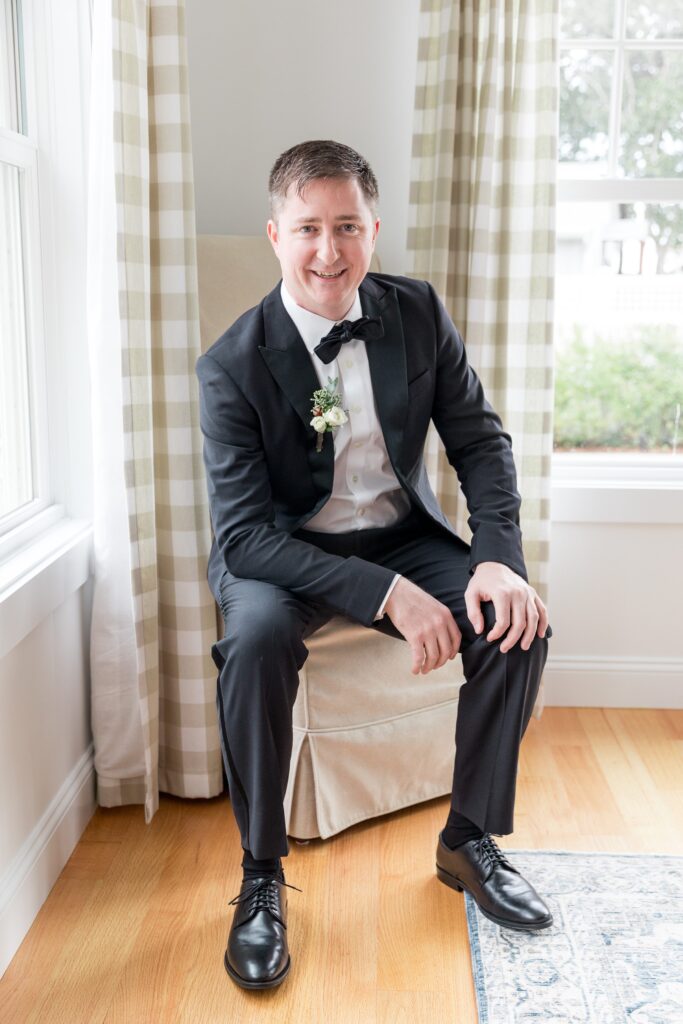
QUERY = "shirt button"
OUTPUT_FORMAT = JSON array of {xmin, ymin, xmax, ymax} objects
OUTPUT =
[
  {"xmin": 352, "ymin": 475, "xmax": 358, "ymax": 482},
  {"xmin": 358, "ymin": 508, "xmax": 365, "ymax": 516},
  {"xmin": 346, "ymin": 360, "xmax": 353, "ymax": 368},
  {"xmin": 354, "ymin": 441, "xmax": 362, "ymax": 447},
  {"xmin": 353, "ymin": 405, "xmax": 361, "ymax": 413}
]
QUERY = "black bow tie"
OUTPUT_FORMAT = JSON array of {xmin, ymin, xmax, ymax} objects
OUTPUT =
[{"xmin": 313, "ymin": 315, "xmax": 384, "ymax": 364}]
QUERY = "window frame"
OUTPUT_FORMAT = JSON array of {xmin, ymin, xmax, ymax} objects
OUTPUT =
[
  {"xmin": 0, "ymin": 2, "xmax": 53, "ymax": 546},
  {"xmin": 556, "ymin": 0, "xmax": 683, "ymax": 484},
  {"xmin": 0, "ymin": 0, "xmax": 93, "ymax": 640}
]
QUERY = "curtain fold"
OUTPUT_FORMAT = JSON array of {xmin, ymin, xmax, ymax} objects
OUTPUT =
[
  {"xmin": 408, "ymin": 0, "xmax": 559, "ymax": 717},
  {"xmin": 86, "ymin": 0, "xmax": 221, "ymax": 822}
]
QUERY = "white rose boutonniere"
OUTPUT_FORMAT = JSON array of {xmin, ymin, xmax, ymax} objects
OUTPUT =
[
  {"xmin": 310, "ymin": 376, "xmax": 348, "ymax": 452},
  {"xmin": 323, "ymin": 406, "xmax": 347, "ymax": 426}
]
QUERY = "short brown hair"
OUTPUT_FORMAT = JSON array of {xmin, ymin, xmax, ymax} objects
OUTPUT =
[{"xmin": 268, "ymin": 140, "xmax": 379, "ymax": 220}]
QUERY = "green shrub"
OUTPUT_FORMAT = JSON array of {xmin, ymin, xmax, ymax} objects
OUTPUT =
[{"xmin": 553, "ymin": 325, "xmax": 683, "ymax": 451}]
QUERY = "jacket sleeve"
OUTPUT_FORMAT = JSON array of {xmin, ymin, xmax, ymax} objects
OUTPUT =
[
  {"xmin": 426, "ymin": 281, "xmax": 528, "ymax": 582},
  {"xmin": 196, "ymin": 351, "xmax": 397, "ymax": 626}
]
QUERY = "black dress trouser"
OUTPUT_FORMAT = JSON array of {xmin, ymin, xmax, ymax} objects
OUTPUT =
[{"xmin": 210, "ymin": 502, "xmax": 552, "ymax": 861}]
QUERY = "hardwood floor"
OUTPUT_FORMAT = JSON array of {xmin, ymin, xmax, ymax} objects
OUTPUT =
[{"xmin": 2, "ymin": 707, "xmax": 682, "ymax": 1023}]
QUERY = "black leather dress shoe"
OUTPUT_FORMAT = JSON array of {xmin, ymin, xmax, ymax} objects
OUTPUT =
[
  {"xmin": 436, "ymin": 830, "xmax": 553, "ymax": 931},
  {"xmin": 224, "ymin": 872, "xmax": 302, "ymax": 989}
]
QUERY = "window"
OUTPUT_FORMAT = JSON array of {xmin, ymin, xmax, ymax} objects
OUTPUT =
[
  {"xmin": 0, "ymin": 0, "xmax": 50, "ymax": 536},
  {"xmin": 555, "ymin": 0, "xmax": 683, "ymax": 460},
  {"xmin": 0, "ymin": 0, "xmax": 91, "ymax": 648},
  {"xmin": 0, "ymin": 0, "xmax": 91, "ymax": 600}
]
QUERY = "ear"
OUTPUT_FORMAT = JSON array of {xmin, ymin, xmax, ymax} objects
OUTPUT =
[
  {"xmin": 266, "ymin": 219, "xmax": 279, "ymax": 254},
  {"xmin": 371, "ymin": 217, "xmax": 381, "ymax": 246}
]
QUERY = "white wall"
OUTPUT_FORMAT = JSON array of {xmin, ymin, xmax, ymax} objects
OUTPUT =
[
  {"xmin": 0, "ymin": 582, "xmax": 95, "ymax": 976},
  {"xmin": 186, "ymin": 0, "xmax": 422, "ymax": 275},
  {"xmin": 546, "ymin": 500, "xmax": 683, "ymax": 707}
]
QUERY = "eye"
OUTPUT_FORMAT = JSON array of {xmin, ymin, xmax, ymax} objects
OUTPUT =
[
  {"xmin": 299, "ymin": 225, "xmax": 316, "ymax": 233},
  {"xmin": 341, "ymin": 224, "xmax": 359, "ymax": 232}
]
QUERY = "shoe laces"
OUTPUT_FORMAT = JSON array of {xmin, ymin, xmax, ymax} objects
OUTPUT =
[
  {"xmin": 228, "ymin": 874, "xmax": 303, "ymax": 916},
  {"xmin": 478, "ymin": 832, "xmax": 517, "ymax": 874}
]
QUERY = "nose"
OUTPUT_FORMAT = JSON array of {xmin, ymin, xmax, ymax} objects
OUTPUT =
[{"xmin": 316, "ymin": 230, "xmax": 340, "ymax": 266}]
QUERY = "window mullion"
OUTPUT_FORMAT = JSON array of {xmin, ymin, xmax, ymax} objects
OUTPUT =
[
  {"xmin": 558, "ymin": 178, "xmax": 683, "ymax": 201},
  {"xmin": 608, "ymin": 0, "xmax": 626, "ymax": 178}
]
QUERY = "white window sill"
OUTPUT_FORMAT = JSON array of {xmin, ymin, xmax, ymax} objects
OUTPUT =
[
  {"xmin": 551, "ymin": 452, "xmax": 683, "ymax": 523},
  {"xmin": 0, "ymin": 514, "xmax": 93, "ymax": 661},
  {"xmin": 552, "ymin": 451, "xmax": 683, "ymax": 482}
]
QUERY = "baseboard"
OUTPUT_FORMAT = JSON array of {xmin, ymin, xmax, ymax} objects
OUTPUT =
[
  {"xmin": 543, "ymin": 654, "xmax": 683, "ymax": 708},
  {"xmin": 0, "ymin": 744, "xmax": 97, "ymax": 978}
]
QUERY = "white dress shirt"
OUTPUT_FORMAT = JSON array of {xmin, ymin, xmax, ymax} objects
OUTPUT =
[{"xmin": 280, "ymin": 280, "xmax": 408, "ymax": 620}]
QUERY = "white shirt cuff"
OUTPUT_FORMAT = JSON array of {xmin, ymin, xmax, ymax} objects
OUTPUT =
[{"xmin": 373, "ymin": 573, "xmax": 401, "ymax": 620}]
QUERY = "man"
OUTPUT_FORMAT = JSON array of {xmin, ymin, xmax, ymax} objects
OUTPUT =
[{"xmin": 196, "ymin": 140, "xmax": 553, "ymax": 991}]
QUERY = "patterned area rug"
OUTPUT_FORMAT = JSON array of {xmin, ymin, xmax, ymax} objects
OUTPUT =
[{"xmin": 466, "ymin": 849, "xmax": 683, "ymax": 1024}]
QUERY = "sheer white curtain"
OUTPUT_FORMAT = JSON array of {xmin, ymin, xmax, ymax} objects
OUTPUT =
[{"xmin": 86, "ymin": 0, "xmax": 220, "ymax": 822}]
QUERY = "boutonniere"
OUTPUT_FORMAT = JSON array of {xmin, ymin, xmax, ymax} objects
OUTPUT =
[{"xmin": 310, "ymin": 376, "xmax": 349, "ymax": 452}]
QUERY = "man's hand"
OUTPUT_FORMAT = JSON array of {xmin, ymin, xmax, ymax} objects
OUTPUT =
[
  {"xmin": 384, "ymin": 577, "xmax": 462, "ymax": 675},
  {"xmin": 466, "ymin": 561, "xmax": 548, "ymax": 653}
]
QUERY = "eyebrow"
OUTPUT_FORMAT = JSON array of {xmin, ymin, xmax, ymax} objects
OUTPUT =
[{"xmin": 292, "ymin": 215, "xmax": 361, "ymax": 224}]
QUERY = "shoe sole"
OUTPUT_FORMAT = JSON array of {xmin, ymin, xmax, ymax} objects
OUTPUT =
[
  {"xmin": 224, "ymin": 949, "xmax": 291, "ymax": 989},
  {"xmin": 436, "ymin": 863, "xmax": 553, "ymax": 932}
]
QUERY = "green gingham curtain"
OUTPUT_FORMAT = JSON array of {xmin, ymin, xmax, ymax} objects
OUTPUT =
[
  {"xmin": 89, "ymin": 0, "xmax": 221, "ymax": 821},
  {"xmin": 408, "ymin": 0, "xmax": 558, "ymax": 716}
]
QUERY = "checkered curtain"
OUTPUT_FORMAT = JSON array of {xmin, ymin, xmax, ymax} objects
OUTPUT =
[
  {"xmin": 408, "ymin": 0, "xmax": 558, "ymax": 716},
  {"xmin": 87, "ymin": 0, "xmax": 221, "ymax": 821}
]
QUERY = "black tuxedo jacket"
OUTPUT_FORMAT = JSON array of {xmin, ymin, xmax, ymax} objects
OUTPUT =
[{"xmin": 196, "ymin": 271, "xmax": 527, "ymax": 628}]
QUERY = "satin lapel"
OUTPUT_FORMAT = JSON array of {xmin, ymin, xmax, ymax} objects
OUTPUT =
[
  {"xmin": 359, "ymin": 276, "xmax": 408, "ymax": 472},
  {"xmin": 257, "ymin": 283, "xmax": 334, "ymax": 497}
]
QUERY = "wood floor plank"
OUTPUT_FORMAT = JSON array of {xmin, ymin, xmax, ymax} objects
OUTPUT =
[
  {"xmin": 1, "ymin": 708, "xmax": 681, "ymax": 1023},
  {"xmin": 60, "ymin": 841, "xmax": 122, "ymax": 881},
  {"xmin": 1, "ymin": 878, "xmax": 102, "ymax": 1024},
  {"xmin": 18, "ymin": 797, "xmax": 183, "ymax": 1024},
  {"xmin": 605, "ymin": 710, "xmax": 678, "ymax": 814},
  {"xmin": 78, "ymin": 805, "xmax": 138, "ymax": 845},
  {"xmin": 577, "ymin": 708, "xmax": 654, "ymax": 835},
  {"xmin": 377, "ymin": 989, "xmax": 457, "ymax": 1023}
]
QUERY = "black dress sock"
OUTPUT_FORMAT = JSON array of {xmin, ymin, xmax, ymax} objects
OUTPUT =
[
  {"xmin": 442, "ymin": 808, "xmax": 484, "ymax": 850},
  {"xmin": 241, "ymin": 847, "xmax": 284, "ymax": 880}
]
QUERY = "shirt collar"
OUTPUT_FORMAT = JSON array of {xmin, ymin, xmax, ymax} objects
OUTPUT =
[{"xmin": 280, "ymin": 279, "xmax": 363, "ymax": 358}]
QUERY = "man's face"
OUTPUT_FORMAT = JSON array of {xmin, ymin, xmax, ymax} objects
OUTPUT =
[{"xmin": 266, "ymin": 175, "xmax": 380, "ymax": 321}]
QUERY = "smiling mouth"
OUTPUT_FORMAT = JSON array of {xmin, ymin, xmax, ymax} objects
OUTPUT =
[{"xmin": 311, "ymin": 269, "xmax": 346, "ymax": 279}]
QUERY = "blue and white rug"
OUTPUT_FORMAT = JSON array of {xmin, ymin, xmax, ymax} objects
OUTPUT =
[{"xmin": 466, "ymin": 849, "xmax": 683, "ymax": 1024}]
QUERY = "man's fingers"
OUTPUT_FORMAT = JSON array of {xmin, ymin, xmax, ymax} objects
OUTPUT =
[
  {"xmin": 499, "ymin": 593, "xmax": 527, "ymax": 653},
  {"xmin": 519, "ymin": 596, "xmax": 540, "ymax": 651},
  {"xmin": 486, "ymin": 593, "xmax": 511, "ymax": 643},
  {"xmin": 464, "ymin": 587, "xmax": 484, "ymax": 634},
  {"xmin": 412, "ymin": 615, "xmax": 462, "ymax": 675},
  {"xmin": 433, "ymin": 620, "xmax": 460, "ymax": 670},
  {"xmin": 420, "ymin": 635, "xmax": 440, "ymax": 673},
  {"xmin": 467, "ymin": 565, "xmax": 552, "ymax": 654},
  {"xmin": 535, "ymin": 595, "xmax": 549, "ymax": 638}
]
